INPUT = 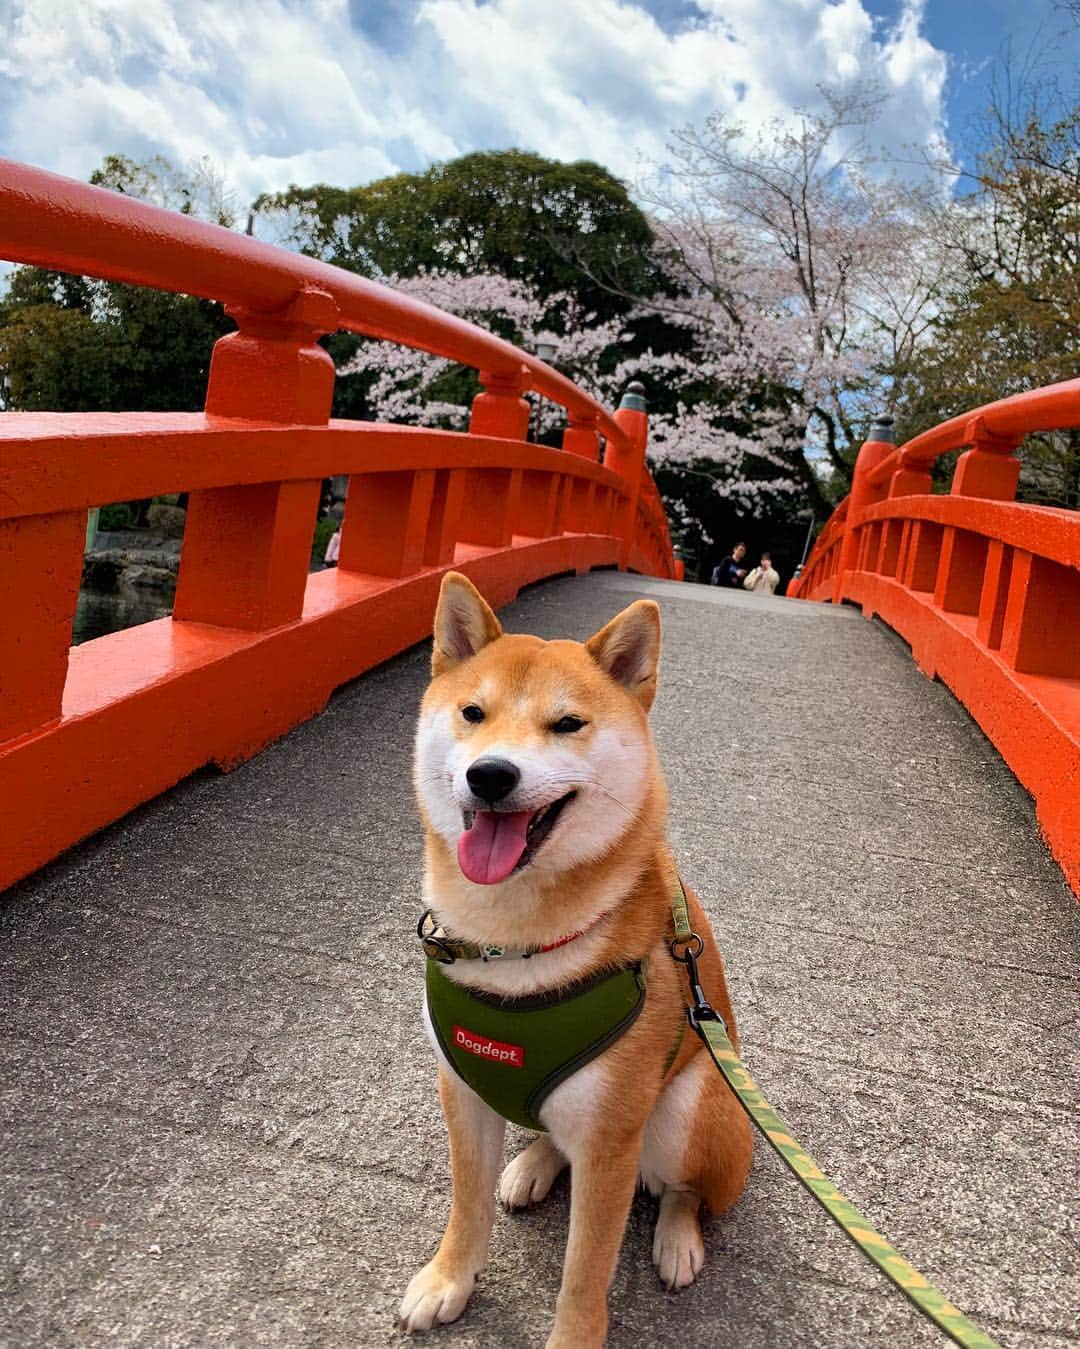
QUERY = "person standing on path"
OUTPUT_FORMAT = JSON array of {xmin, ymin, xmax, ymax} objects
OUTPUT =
[
  {"xmin": 743, "ymin": 552, "xmax": 780, "ymax": 595},
  {"xmin": 711, "ymin": 541, "xmax": 748, "ymax": 587}
]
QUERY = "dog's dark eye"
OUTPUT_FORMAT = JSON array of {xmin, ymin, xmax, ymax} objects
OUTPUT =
[
  {"xmin": 551, "ymin": 715, "xmax": 587, "ymax": 734},
  {"xmin": 462, "ymin": 704, "xmax": 485, "ymax": 724}
]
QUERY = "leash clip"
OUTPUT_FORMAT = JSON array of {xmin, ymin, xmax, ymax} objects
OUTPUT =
[
  {"xmin": 418, "ymin": 910, "xmax": 456, "ymax": 964},
  {"xmin": 670, "ymin": 931, "xmax": 725, "ymax": 1032}
]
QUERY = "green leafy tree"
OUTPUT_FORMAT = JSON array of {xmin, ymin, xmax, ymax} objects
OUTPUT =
[
  {"xmin": 895, "ymin": 92, "xmax": 1080, "ymax": 505},
  {"xmin": 0, "ymin": 298, "xmax": 118, "ymax": 411},
  {"xmin": 0, "ymin": 157, "xmax": 233, "ymax": 413},
  {"xmin": 254, "ymin": 150, "xmax": 657, "ymax": 320}
]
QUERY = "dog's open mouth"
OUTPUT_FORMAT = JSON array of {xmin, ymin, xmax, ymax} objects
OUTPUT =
[{"xmin": 458, "ymin": 792, "xmax": 576, "ymax": 886}]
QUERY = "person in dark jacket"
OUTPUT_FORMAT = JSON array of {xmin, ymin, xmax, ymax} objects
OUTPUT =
[{"xmin": 711, "ymin": 541, "xmax": 748, "ymax": 587}]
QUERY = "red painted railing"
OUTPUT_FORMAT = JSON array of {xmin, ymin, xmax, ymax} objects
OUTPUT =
[
  {"xmin": 0, "ymin": 161, "xmax": 676, "ymax": 893},
  {"xmin": 790, "ymin": 380, "xmax": 1080, "ymax": 896}
]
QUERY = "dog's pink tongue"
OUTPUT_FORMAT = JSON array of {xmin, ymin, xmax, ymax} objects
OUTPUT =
[{"xmin": 457, "ymin": 810, "xmax": 531, "ymax": 885}]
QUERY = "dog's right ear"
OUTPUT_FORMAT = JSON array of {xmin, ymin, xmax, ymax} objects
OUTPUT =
[
  {"xmin": 586, "ymin": 599, "xmax": 661, "ymax": 711},
  {"xmin": 431, "ymin": 572, "xmax": 502, "ymax": 677}
]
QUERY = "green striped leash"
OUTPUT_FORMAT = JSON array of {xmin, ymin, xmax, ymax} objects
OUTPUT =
[{"xmin": 669, "ymin": 876, "xmax": 1000, "ymax": 1349}]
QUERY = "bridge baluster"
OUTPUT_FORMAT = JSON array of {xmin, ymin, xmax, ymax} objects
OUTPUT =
[
  {"xmin": 605, "ymin": 382, "xmax": 648, "ymax": 570},
  {"xmin": 885, "ymin": 459, "xmax": 931, "ymax": 583},
  {"xmin": 173, "ymin": 286, "xmax": 338, "ymax": 631},
  {"xmin": 457, "ymin": 371, "xmax": 529, "ymax": 549},
  {"xmin": 338, "ymin": 470, "xmax": 436, "ymax": 577},
  {"xmin": 832, "ymin": 417, "xmax": 895, "ymax": 606},
  {"xmin": 975, "ymin": 540, "xmax": 1013, "ymax": 650},
  {"xmin": 0, "ymin": 511, "xmax": 86, "ymax": 743},
  {"xmin": 951, "ymin": 416, "xmax": 1022, "ymax": 500},
  {"xmin": 422, "ymin": 469, "xmax": 466, "ymax": 567},
  {"xmin": 457, "ymin": 468, "xmax": 522, "ymax": 549},
  {"xmin": 999, "ymin": 552, "xmax": 1080, "ymax": 678},
  {"xmin": 469, "ymin": 370, "xmax": 530, "ymax": 440},
  {"xmin": 934, "ymin": 416, "xmax": 1022, "ymax": 618},
  {"xmin": 563, "ymin": 478, "xmax": 596, "ymax": 535},
  {"xmin": 903, "ymin": 522, "xmax": 945, "ymax": 593},
  {"xmin": 562, "ymin": 412, "xmax": 600, "ymax": 460},
  {"xmin": 517, "ymin": 470, "xmax": 561, "ymax": 539}
]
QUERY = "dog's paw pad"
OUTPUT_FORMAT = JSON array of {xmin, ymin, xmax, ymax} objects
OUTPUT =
[
  {"xmin": 498, "ymin": 1141, "xmax": 565, "ymax": 1211},
  {"xmin": 399, "ymin": 1262, "xmax": 474, "ymax": 1333}
]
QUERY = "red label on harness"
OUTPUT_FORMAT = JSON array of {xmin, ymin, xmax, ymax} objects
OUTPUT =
[{"xmin": 453, "ymin": 1025, "xmax": 525, "ymax": 1068}]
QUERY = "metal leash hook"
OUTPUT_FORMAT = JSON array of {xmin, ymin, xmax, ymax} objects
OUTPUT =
[
  {"xmin": 417, "ymin": 909, "xmax": 456, "ymax": 964},
  {"xmin": 669, "ymin": 931, "xmax": 727, "ymax": 1034}
]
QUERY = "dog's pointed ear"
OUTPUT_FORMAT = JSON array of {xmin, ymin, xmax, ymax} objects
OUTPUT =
[
  {"xmin": 432, "ymin": 572, "xmax": 502, "ymax": 677},
  {"xmin": 586, "ymin": 599, "xmax": 661, "ymax": 711}
]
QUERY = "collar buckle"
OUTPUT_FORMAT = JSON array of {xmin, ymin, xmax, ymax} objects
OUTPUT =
[{"xmin": 418, "ymin": 910, "xmax": 457, "ymax": 964}]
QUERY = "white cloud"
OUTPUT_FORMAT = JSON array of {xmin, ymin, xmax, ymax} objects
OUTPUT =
[{"xmin": 0, "ymin": 0, "xmax": 949, "ymax": 206}]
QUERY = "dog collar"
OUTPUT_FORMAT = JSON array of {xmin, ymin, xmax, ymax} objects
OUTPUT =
[{"xmin": 417, "ymin": 908, "xmax": 607, "ymax": 964}]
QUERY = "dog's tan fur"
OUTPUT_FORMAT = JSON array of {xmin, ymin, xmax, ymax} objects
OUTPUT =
[{"xmin": 402, "ymin": 573, "xmax": 752, "ymax": 1347}]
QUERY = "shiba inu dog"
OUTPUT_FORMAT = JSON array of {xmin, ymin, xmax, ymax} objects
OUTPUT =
[{"xmin": 401, "ymin": 572, "xmax": 752, "ymax": 1348}]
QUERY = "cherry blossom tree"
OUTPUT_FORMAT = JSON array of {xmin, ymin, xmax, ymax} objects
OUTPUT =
[
  {"xmin": 337, "ymin": 96, "xmax": 955, "ymax": 562},
  {"xmin": 338, "ymin": 267, "xmax": 807, "ymax": 528},
  {"xmin": 634, "ymin": 87, "xmax": 952, "ymax": 510},
  {"xmin": 340, "ymin": 268, "xmax": 626, "ymax": 433}
]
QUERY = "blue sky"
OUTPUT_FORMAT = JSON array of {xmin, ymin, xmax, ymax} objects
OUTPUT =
[
  {"xmin": 866, "ymin": 0, "xmax": 1078, "ymax": 160},
  {"xmin": 0, "ymin": 0, "xmax": 1075, "ymax": 208}
]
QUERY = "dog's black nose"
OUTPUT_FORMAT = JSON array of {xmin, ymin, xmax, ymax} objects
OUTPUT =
[{"xmin": 466, "ymin": 758, "xmax": 521, "ymax": 803}]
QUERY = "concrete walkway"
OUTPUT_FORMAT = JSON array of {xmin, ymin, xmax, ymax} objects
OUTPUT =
[{"xmin": 2, "ymin": 573, "xmax": 1077, "ymax": 1349}]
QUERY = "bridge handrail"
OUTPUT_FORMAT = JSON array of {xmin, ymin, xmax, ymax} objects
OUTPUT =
[
  {"xmin": 865, "ymin": 380, "xmax": 1080, "ymax": 488},
  {"xmin": 859, "ymin": 494, "xmax": 1080, "ymax": 569},
  {"xmin": 0, "ymin": 158, "xmax": 676, "ymax": 897},
  {"xmin": 0, "ymin": 160, "xmax": 630, "ymax": 451},
  {"xmin": 0, "ymin": 414, "xmax": 632, "ymax": 520},
  {"xmin": 789, "ymin": 377, "xmax": 1080, "ymax": 898}
]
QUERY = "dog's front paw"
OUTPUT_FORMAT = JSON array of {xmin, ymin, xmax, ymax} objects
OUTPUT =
[{"xmin": 399, "ymin": 1261, "xmax": 475, "ymax": 1333}]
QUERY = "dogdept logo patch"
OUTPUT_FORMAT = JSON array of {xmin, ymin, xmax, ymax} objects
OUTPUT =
[{"xmin": 453, "ymin": 1024, "xmax": 525, "ymax": 1067}]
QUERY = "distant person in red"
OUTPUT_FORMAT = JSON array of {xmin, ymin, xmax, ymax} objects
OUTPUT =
[{"xmin": 711, "ymin": 541, "xmax": 748, "ymax": 587}]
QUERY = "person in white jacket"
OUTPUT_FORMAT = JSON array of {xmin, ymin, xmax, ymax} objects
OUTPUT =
[{"xmin": 744, "ymin": 552, "xmax": 780, "ymax": 595}]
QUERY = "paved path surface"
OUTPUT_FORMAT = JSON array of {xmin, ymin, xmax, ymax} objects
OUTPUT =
[{"xmin": 3, "ymin": 573, "xmax": 1078, "ymax": 1349}]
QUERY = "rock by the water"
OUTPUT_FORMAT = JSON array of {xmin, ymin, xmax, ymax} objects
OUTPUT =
[
  {"xmin": 146, "ymin": 503, "xmax": 187, "ymax": 538},
  {"xmin": 123, "ymin": 565, "xmax": 177, "ymax": 591},
  {"xmin": 83, "ymin": 545, "xmax": 180, "ymax": 594},
  {"xmin": 82, "ymin": 555, "xmax": 122, "ymax": 592}
]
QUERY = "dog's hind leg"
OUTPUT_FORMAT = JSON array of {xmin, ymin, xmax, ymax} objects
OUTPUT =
[
  {"xmin": 498, "ymin": 1134, "xmax": 568, "ymax": 1211},
  {"xmin": 640, "ymin": 1048, "xmax": 752, "ymax": 1290}
]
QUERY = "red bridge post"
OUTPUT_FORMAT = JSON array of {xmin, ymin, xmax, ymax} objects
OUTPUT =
[
  {"xmin": 563, "ymin": 413, "xmax": 600, "ymax": 460},
  {"xmin": 606, "ymin": 382, "xmax": 648, "ymax": 570},
  {"xmin": 455, "ymin": 371, "xmax": 529, "ymax": 549},
  {"xmin": 174, "ymin": 286, "xmax": 338, "ymax": 630},
  {"xmin": 832, "ymin": 417, "xmax": 896, "ymax": 605},
  {"xmin": 0, "ymin": 511, "xmax": 86, "ymax": 742},
  {"xmin": 934, "ymin": 415, "xmax": 1021, "ymax": 619}
]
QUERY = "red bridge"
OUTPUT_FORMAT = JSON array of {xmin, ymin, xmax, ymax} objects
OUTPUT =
[
  {"xmin": 790, "ymin": 385, "xmax": 1080, "ymax": 897},
  {"xmin": 1, "ymin": 162, "xmax": 1076, "ymax": 1349},
  {"xmin": 0, "ymin": 162, "xmax": 676, "ymax": 895}
]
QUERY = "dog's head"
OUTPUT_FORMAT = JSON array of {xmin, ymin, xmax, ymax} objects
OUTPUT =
[{"xmin": 415, "ymin": 572, "xmax": 662, "ymax": 890}]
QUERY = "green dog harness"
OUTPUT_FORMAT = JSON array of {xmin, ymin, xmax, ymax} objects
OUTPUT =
[{"xmin": 424, "ymin": 956, "xmax": 647, "ymax": 1131}]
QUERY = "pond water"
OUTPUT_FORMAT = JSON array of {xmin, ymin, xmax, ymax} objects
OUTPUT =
[
  {"xmin": 71, "ymin": 563, "xmax": 330, "ymax": 646},
  {"xmin": 72, "ymin": 587, "xmax": 175, "ymax": 646}
]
